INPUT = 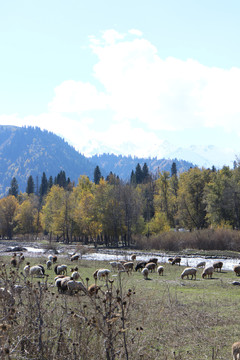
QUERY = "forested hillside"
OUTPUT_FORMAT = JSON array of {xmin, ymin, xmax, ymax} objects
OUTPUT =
[{"xmin": 0, "ymin": 125, "xmax": 195, "ymax": 196}]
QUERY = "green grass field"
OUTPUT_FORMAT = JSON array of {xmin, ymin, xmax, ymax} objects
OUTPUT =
[{"xmin": 0, "ymin": 254, "xmax": 240, "ymax": 359}]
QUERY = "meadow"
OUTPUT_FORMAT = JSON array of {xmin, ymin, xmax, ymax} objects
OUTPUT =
[{"xmin": 0, "ymin": 252, "xmax": 240, "ymax": 359}]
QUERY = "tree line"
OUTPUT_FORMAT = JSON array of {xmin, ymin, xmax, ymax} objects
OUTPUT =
[{"xmin": 1, "ymin": 161, "xmax": 240, "ymax": 246}]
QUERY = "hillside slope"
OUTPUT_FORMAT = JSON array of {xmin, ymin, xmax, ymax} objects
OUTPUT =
[{"xmin": 0, "ymin": 125, "xmax": 195, "ymax": 196}]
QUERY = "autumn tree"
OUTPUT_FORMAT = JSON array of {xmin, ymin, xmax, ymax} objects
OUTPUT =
[{"xmin": 0, "ymin": 196, "xmax": 18, "ymax": 239}]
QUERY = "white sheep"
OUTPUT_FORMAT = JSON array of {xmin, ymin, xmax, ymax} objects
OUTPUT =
[
  {"xmin": 30, "ymin": 265, "xmax": 44, "ymax": 278},
  {"xmin": 71, "ymin": 271, "xmax": 80, "ymax": 281},
  {"xmin": 55, "ymin": 276, "xmax": 71, "ymax": 293},
  {"xmin": 146, "ymin": 262, "xmax": 156, "ymax": 273},
  {"xmin": 232, "ymin": 341, "xmax": 240, "ymax": 360},
  {"xmin": 109, "ymin": 261, "xmax": 124, "ymax": 271},
  {"xmin": 48, "ymin": 255, "xmax": 53, "ymax": 261},
  {"xmin": 202, "ymin": 266, "xmax": 214, "ymax": 279},
  {"xmin": 54, "ymin": 264, "xmax": 67, "ymax": 275},
  {"xmin": 97, "ymin": 269, "xmax": 111, "ymax": 281},
  {"xmin": 67, "ymin": 280, "xmax": 87, "ymax": 294},
  {"xmin": 181, "ymin": 267, "xmax": 197, "ymax": 280},
  {"xmin": 142, "ymin": 267, "xmax": 149, "ymax": 280},
  {"xmin": 196, "ymin": 261, "xmax": 206, "ymax": 268},
  {"xmin": 157, "ymin": 265, "xmax": 164, "ymax": 276}
]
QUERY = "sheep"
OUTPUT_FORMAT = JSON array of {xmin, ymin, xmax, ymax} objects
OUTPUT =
[
  {"xmin": 168, "ymin": 257, "xmax": 174, "ymax": 263},
  {"xmin": 71, "ymin": 254, "xmax": 80, "ymax": 261},
  {"xmin": 109, "ymin": 261, "xmax": 125, "ymax": 271},
  {"xmin": 135, "ymin": 262, "xmax": 147, "ymax": 272},
  {"xmin": 55, "ymin": 276, "xmax": 71, "ymax": 293},
  {"xmin": 157, "ymin": 265, "xmax": 164, "ymax": 276},
  {"xmin": 234, "ymin": 265, "xmax": 240, "ymax": 276},
  {"xmin": 52, "ymin": 255, "xmax": 58, "ymax": 263},
  {"xmin": 48, "ymin": 255, "xmax": 53, "ymax": 261},
  {"xmin": 123, "ymin": 261, "xmax": 134, "ymax": 274},
  {"xmin": 232, "ymin": 341, "xmax": 240, "ymax": 360},
  {"xmin": 10, "ymin": 254, "xmax": 17, "ymax": 267},
  {"xmin": 172, "ymin": 257, "xmax": 181, "ymax": 266},
  {"xmin": 148, "ymin": 258, "xmax": 158, "ymax": 265},
  {"xmin": 201, "ymin": 266, "xmax": 214, "ymax": 279},
  {"xmin": 67, "ymin": 280, "xmax": 87, "ymax": 295},
  {"xmin": 30, "ymin": 265, "xmax": 44, "ymax": 278},
  {"xmin": 54, "ymin": 264, "xmax": 67, "ymax": 275},
  {"xmin": 46, "ymin": 260, "xmax": 52, "ymax": 270},
  {"xmin": 181, "ymin": 267, "xmax": 197, "ymax": 280},
  {"xmin": 36, "ymin": 264, "xmax": 45, "ymax": 275},
  {"xmin": 71, "ymin": 271, "xmax": 80, "ymax": 281},
  {"xmin": 213, "ymin": 261, "xmax": 223, "ymax": 272},
  {"xmin": 97, "ymin": 269, "xmax": 111, "ymax": 281},
  {"xmin": 88, "ymin": 284, "xmax": 100, "ymax": 296},
  {"xmin": 131, "ymin": 254, "xmax": 137, "ymax": 261},
  {"xmin": 196, "ymin": 261, "xmax": 206, "ymax": 268},
  {"xmin": 93, "ymin": 269, "xmax": 99, "ymax": 281},
  {"xmin": 146, "ymin": 262, "xmax": 156, "ymax": 273},
  {"xmin": 142, "ymin": 267, "xmax": 149, "ymax": 280}
]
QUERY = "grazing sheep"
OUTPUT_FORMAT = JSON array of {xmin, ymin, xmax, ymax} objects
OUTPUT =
[
  {"xmin": 148, "ymin": 258, "xmax": 158, "ymax": 265},
  {"xmin": 10, "ymin": 254, "xmax": 17, "ymax": 267},
  {"xmin": 234, "ymin": 265, "xmax": 240, "ymax": 276},
  {"xmin": 54, "ymin": 264, "xmax": 67, "ymax": 275},
  {"xmin": 71, "ymin": 271, "xmax": 80, "ymax": 281},
  {"xmin": 168, "ymin": 257, "xmax": 174, "ymax": 263},
  {"xmin": 131, "ymin": 254, "xmax": 137, "ymax": 261},
  {"xmin": 181, "ymin": 267, "xmax": 197, "ymax": 280},
  {"xmin": 213, "ymin": 261, "xmax": 223, "ymax": 272},
  {"xmin": 71, "ymin": 254, "xmax": 80, "ymax": 261},
  {"xmin": 146, "ymin": 262, "xmax": 156, "ymax": 273},
  {"xmin": 55, "ymin": 276, "xmax": 71, "ymax": 293},
  {"xmin": 48, "ymin": 255, "xmax": 53, "ymax": 261},
  {"xmin": 196, "ymin": 261, "xmax": 206, "ymax": 268},
  {"xmin": 202, "ymin": 266, "xmax": 214, "ymax": 279},
  {"xmin": 142, "ymin": 267, "xmax": 149, "ymax": 280},
  {"xmin": 171, "ymin": 257, "xmax": 181, "ymax": 266},
  {"xmin": 52, "ymin": 255, "xmax": 58, "ymax": 263},
  {"xmin": 135, "ymin": 262, "xmax": 147, "ymax": 272},
  {"xmin": 36, "ymin": 264, "xmax": 45, "ymax": 275},
  {"xmin": 109, "ymin": 261, "xmax": 125, "ymax": 271},
  {"xmin": 30, "ymin": 265, "xmax": 44, "ymax": 278},
  {"xmin": 46, "ymin": 260, "xmax": 52, "ymax": 270},
  {"xmin": 88, "ymin": 284, "xmax": 100, "ymax": 296},
  {"xmin": 67, "ymin": 280, "xmax": 87, "ymax": 295},
  {"xmin": 232, "ymin": 341, "xmax": 240, "ymax": 360},
  {"xmin": 123, "ymin": 262, "xmax": 134, "ymax": 274},
  {"xmin": 97, "ymin": 269, "xmax": 111, "ymax": 281},
  {"xmin": 93, "ymin": 269, "xmax": 99, "ymax": 281},
  {"xmin": 157, "ymin": 265, "xmax": 164, "ymax": 276}
]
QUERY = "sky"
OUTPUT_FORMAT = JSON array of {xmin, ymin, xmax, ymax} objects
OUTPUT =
[{"xmin": 1, "ymin": 1, "xmax": 240, "ymax": 167}]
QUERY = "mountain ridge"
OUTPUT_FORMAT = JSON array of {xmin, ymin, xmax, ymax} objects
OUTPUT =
[{"xmin": 0, "ymin": 125, "xmax": 195, "ymax": 196}]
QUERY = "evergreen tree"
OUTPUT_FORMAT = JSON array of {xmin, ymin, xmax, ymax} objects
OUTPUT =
[
  {"xmin": 135, "ymin": 163, "xmax": 143, "ymax": 184},
  {"xmin": 142, "ymin": 162, "xmax": 150, "ymax": 183},
  {"xmin": 8, "ymin": 177, "xmax": 19, "ymax": 197},
  {"xmin": 171, "ymin": 162, "xmax": 177, "ymax": 177},
  {"xmin": 48, "ymin": 175, "xmax": 53, "ymax": 190},
  {"xmin": 130, "ymin": 170, "xmax": 136, "ymax": 185},
  {"xmin": 94, "ymin": 166, "xmax": 101, "ymax": 185},
  {"xmin": 26, "ymin": 175, "xmax": 35, "ymax": 195},
  {"xmin": 39, "ymin": 172, "xmax": 48, "ymax": 198},
  {"xmin": 56, "ymin": 170, "xmax": 67, "ymax": 188}
]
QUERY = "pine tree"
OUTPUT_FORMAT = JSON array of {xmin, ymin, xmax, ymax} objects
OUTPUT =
[
  {"xmin": 8, "ymin": 177, "xmax": 19, "ymax": 197},
  {"xmin": 135, "ymin": 163, "xmax": 143, "ymax": 184},
  {"xmin": 142, "ymin": 163, "xmax": 150, "ymax": 183},
  {"xmin": 39, "ymin": 172, "xmax": 48, "ymax": 198},
  {"xmin": 94, "ymin": 166, "xmax": 101, "ymax": 185},
  {"xmin": 171, "ymin": 162, "xmax": 177, "ymax": 177},
  {"xmin": 26, "ymin": 175, "xmax": 35, "ymax": 195}
]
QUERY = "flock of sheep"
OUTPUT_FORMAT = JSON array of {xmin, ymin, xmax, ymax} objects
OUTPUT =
[{"xmin": 4, "ymin": 251, "xmax": 240, "ymax": 358}]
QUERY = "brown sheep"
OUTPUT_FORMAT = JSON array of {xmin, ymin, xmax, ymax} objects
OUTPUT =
[
  {"xmin": 88, "ymin": 284, "xmax": 100, "ymax": 296},
  {"xmin": 234, "ymin": 265, "xmax": 240, "ymax": 276},
  {"xmin": 131, "ymin": 254, "xmax": 137, "ymax": 261},
  {"xmin": 202, "ymin": 266, "xmax": 214, "ymax": 279},
  {"xmin": 213, "ymin": 261, "xmax": 223, "ymax": 272},
  {"xmin": 123, "ymin": 262, "xmax": 134, "ymax": 274},
  {"xmin": 232, "ymin": 341, "xmax": 240, "ymax": 360},
  {"xmin": 148, "ymin": 258, "xmax": 158, "ymax": 265},
  {"xmin": 146, "ymin": 262, "xmax": 156, "ymax": 273}
]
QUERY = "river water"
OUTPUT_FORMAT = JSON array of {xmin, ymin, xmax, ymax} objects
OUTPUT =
[{"xmin": 4, "ymin": 246, "xmax": 240, "ymax": 272}]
